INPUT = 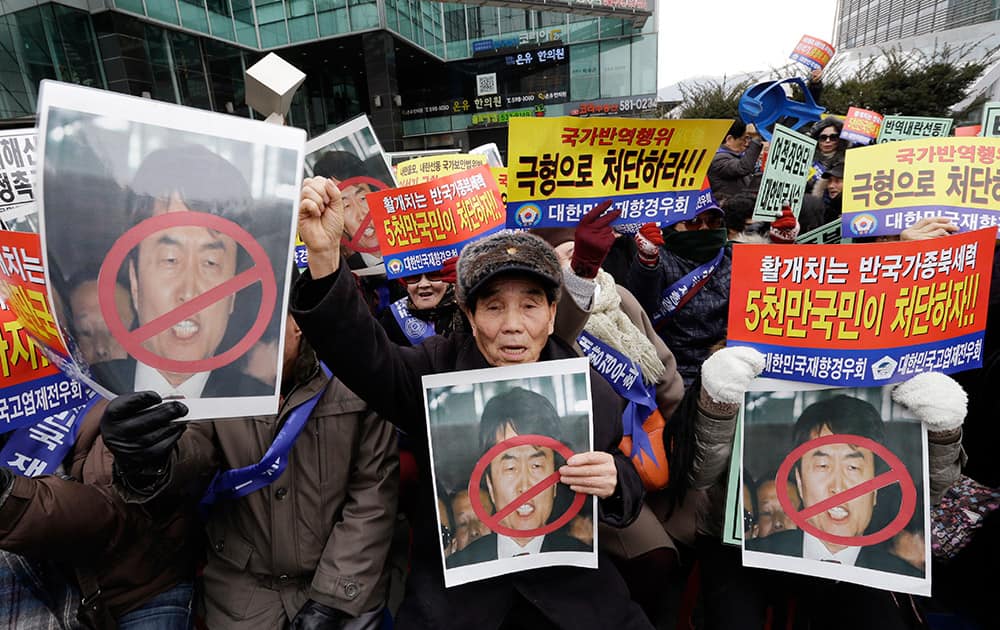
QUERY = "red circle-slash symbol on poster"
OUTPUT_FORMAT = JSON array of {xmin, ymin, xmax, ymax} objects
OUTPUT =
[
  {"xmin": 97, "ymin": 211, "xmax": 277, "ymax": 375},
  {"xmin": 338, "ymin": 175, "xmax": 389, "ymax": 255},
  {"xmin": 775, "ymin": 434, "xmax": 917, "ymax": 548},
  {"xmin": 468, "ymin": 434, "xmax": 587, "ymax": 539}
]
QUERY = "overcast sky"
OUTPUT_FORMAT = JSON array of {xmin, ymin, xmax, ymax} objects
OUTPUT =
[{"xmin": 657, "ymin": 0, "xmax": 840, "ymax": 88}]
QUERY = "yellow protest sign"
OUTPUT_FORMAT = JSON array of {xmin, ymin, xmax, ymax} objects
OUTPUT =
[
  {"xmin": 396, "ymin": 153, "xmax": 487, "ymax": 186},
  {"xmin": 506, "ymin": 117, "xmax": 730, "ymax": 228},
  {"xmin": 842, "ymin": 137, "xmax": 1000, "ymax": 238}
]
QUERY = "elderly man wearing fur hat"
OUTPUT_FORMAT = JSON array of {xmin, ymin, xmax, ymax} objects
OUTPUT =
[{"xmin": 294, "ymin": 177, "xmax": 652, "ymax": 630}]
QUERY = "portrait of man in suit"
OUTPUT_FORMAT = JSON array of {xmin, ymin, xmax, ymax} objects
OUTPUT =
[
  {"xmin": 88, "ymin": 144, "xmax": 274, "ymax": 401},
  {"xmin": 746, "ymin": 395, "xmax": 922, "ymax": 577},
  {"xmin": 446, "ymin": 387, "xmax": 591, "ymax": 569}
]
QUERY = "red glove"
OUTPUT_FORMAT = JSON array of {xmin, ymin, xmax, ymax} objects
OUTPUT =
[
  {"xmin": 635, "ymin": 223, "xmax": 663, "ymax": 267},
  {"xmin": 437, "ymin": 256, "xmax": 459, "ymax": 284},
  {"xmin": 570, "ymin": 200, "xmax": 620, "ymax": 279}
]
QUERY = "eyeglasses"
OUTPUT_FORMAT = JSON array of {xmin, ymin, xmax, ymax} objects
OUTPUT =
[
  {"xmin": 818, "ymin": 133, "xmax": 840, "ymax": 141},
  {"xmin": 683, "ymin": 213, "xmax": 724, "ymax": 230},
  {"xmin": 403, "ymin": 272, "xmax": 445, "ymax": 285}
]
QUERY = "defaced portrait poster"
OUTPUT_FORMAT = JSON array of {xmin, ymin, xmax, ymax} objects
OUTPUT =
[
  {"xmin": 34, "ymin": 80, "xmax": 304, "ymax": 420},
  {"xmin": 740, "ymin": 380, "xmax": 931, "ymax": 596},
  {"xmin": 423, "ymin": 358, "xmax": 598, "ymax": 587},
  {"xmin": 303, "ymin": 115, "xmax": 398, "ymax": 276}
]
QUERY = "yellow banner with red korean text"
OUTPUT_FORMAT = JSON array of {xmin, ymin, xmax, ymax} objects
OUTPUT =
[
  {"xmin": 842, "ymin": 137, "xmax": 1000, "ymax": 239},
  {"xmin": 506, "ymin": 117, "xmax": 730, "ymax": 229}
]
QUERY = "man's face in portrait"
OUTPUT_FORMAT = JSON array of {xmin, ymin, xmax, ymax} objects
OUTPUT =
[
  {"xmin": 795, "ymin": 424, "xmax": 877, "ymax": 553},
  {"xmin": 70, "ymin": 279, "xmax": 131, "ymax": 365},
  {"xmin": 128, "ymin": 194, "xmax": 238, "ymax": 385},
  {"xmin": 451, "ymin": 489, "xmax": 491, "ymax": 552},
  {"xmin": 755, "ymin": 479, "xmax": 800, "ymax": 538},
  {"xmin": 340, "ymin": 182, "xmax": 379, "ymax": 253},
  {"xmin": 486, "ymin": 423, "xmax": 557, "ymax": 547}
]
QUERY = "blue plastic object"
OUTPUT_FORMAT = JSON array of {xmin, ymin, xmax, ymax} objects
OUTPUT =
[{"xmin": 738, "ymin": 77, "xmax": 826, "ymax": 141}]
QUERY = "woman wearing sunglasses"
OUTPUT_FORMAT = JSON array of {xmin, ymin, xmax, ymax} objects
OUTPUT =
[
  {"xmin": 808, "ymin": 118, "xmax": 847, "ymax": 192},
  {"xmin": 378, "ymin": 258, "xmax": 466, "ymax": 346}
]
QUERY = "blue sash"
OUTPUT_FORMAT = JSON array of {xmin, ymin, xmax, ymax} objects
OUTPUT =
[
  {"xmin": 0, "ymin": 393, "xmax": 100, "ymax": 478},
  {"xmin": 389, "ymin": 298, "xmax": 436, "ymax": 345},
  {"xmin": 199, "ymin": 364, "xmax": 332, "ymax": 509},
  {"xmin": 577, "ymin": 331, "xmax": 659, "ymax": 465},
  {"xmin": 651, "ymin": 247, "xmax": 725, "ymax": 326}
]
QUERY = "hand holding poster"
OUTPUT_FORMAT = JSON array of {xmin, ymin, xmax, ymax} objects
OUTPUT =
[
  {"xmin": 876, "ymin": 116, "xmax": 953, "ymax": 144},
  {"xmin": 790, "ymin": 35, "xmax": 835, "ymax": 71},
  {"xmin": 36, "ymin": 80, "xmax": 304, "ymax": 421},
  {"xmin": 727, "ymin": 228, "xmax": 995, "ymax": 386},
  {"xmin": 0, "ymin": 231, "xmax": 89, "ymax": 432},
  {"xmin": 0, "ymin": 129, "xmax": 38, "ymax": 232},
  {"xmin": 841, "ymin": 107, "xmax": 883, "ymax": 146},
  {"xmin": 506, "ymin": 117, "xmax": 730, "ymax": 229},
  {"xmin": 396, "ymin": 153, "xmax": 488, "ymax": 187},
  {"xmin": 368, "ymin": 164, "xmax": 505, "ymax": 279},
  {"xmin": 741, "ymin": 382, "xmax": 930, "ymax": 596},
  {"xmin": 753, "ymin": 124, "xmax": 817, "ymax": 221},
  {"xmin": 423, "ymin": 359, "xmax": 597, "ymax": 587},
  {"xmin": 842, "ymin": 137, "xmax": 1000, "ymax": 237}
]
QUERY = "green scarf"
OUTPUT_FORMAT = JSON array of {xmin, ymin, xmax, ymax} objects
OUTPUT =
[{"xmin": 663, "ymin": 228, "xmax": 728, "ymax": 263}]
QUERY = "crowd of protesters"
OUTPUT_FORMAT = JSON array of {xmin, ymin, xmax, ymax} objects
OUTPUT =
[{"xmin": 1, "ymin": 74, "xmax": 999, "ymax": 630}]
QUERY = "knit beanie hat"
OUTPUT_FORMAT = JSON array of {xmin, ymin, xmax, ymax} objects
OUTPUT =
[{"xmin": 769, "ymin": 206, "xmax": 800, "ymax": 244}]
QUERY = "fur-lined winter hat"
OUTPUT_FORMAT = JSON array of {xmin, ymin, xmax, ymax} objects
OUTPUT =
[{"xmin": 456, "ymin": 231, "xmax": 562, "ymax": 308}]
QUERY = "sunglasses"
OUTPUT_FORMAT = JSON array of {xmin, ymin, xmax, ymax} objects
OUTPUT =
[
  {"xmin": 403, "ymin": 271, "xmax": 445, "ymax": 285},
  {"xmin": 683, "ymin": 213, "xmax": 724, "ymax": 230},
  {"xmin": 818, "ymin": 133, "xmax": 840, "ymax": 141}
]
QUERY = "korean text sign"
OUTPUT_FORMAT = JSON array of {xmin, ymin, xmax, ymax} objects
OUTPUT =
[
  {"xmin": 0, "ymin": 231, "xmax": 88, "ymax": 432},
  {"xmin": 727, "ymin": 228, "xmax": 996, "ymax": 387},
  {"xmin": 753, "ymin": 124, "xmax": 817, "ymax": 221},
  {"xmin": 876, "ymin": 116, "xmax": 953, "ymax": 144},
  {"xmin": 789, "ymin": 35, "xmax": 835, "ymax": 71},
  {"xmin": 368, "ymin": 164, "xmax": 505, "ymax": 278},
  {"xmin": 506, "ymin": 117, "xmax": 730, "ymax": 229},
  {"xmin": 0, "ymin": 129, "xmax": 37, "ymax": 228},
  {"xmin": 396, "ymin": 154, "xmax": 488, "ymax": 187},
  {"xmin": 842, "ymin": 137, "xmax": 1000, "ymax": 238},
  {"xmin": 841, "ymin": 107, "xmax": 883, "ymax": 146}
]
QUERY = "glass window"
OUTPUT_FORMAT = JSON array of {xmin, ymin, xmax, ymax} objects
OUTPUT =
[
  {"xmin": 468, "ymin": 6, "xmax": 498, "ymax": 38},
  {"xmin": 256, "ymin": 0, "xmax": 285, "ymax": 25},
  {"xmin": 443, "ymin": 4, "xmax": 467, "ymax": 59},
  {"xmin": 599, "ymin": 39, "xmax": 629, "ymax": 98},
  {"xmin": 349, "ymin": 0, "xmax": 379, "ymax": 30},
  {"xmin": 259, "ymin": 21, "xmax": 288, "ymax": 47},
  {"xmin": 600, "ymin": 17, "xmax": 624, "ymax": 38},
  {"xmin": 114, "ymin": 0, "xmax": 145, "ymax": 13},
  {"xmin": 288, "ymin": 15, "xmax": 318, "ymax": 41},
  {"xmin": 538, "ymin": 11, "xmax": 565, "ymax": 28},
  {"xmin": 288, "ymin": 0, "xmax": 315, "ymax": 18},
  {"xmin": 179, "ymin": 0, "xmax": 210, "ymax": 34},
  {"xmin": 168, "ymin": 30, "xmax": 212, "ymax": 109},
  {"xmin": 397, "ymin": 0, "xmax": 415, "ymax": 39},
  {"xmin": 146, "ymin": 1, "xmax": 180, "ymax": 25},
  {"xmin": 231, "ymin": 0, "xmax": 258, "ymax": 46},
  {"xmin": 630, "ymin": 35, "xmax": 655, "ymax": 95},
  {"xmin": 566, "ymin": 14, "xmax": 598, "ymax": 42},
  {"xmin": 318, "ymin": 4, "xmax": 350, "ymax": 36},
  {"xmin": 204, "ymin": 39, "xmax": 248, "ymax": 116},
  {"xmin": 498, "ymin": 8, "xmax": 527, "ymax": 34},
  {"xmin": 403, "ymin": 118, "xmax": 426, "ymax": 135},
  {"xmin": 569, "ymin": 42, "xmax": 599, "ymax": 100},
  {"xmin": 426, "ymin": 116, "xmax": 451, "ymax": 132}
]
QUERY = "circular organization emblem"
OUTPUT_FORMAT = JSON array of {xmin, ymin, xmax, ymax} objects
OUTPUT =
[
  {"xmin": 514, "ymin": 203, "xmax": 542, "ymax": 228},
  {"xmin": 405, "ymin": 318, "xmax": 428, "ymax": 337},
  {"xmin": 386, "ymin": 258, "xmax": 404, "ymax": 275},
  {"xmin": 850, "ymin": 213, "xmax": 878, "ymax": 236}
]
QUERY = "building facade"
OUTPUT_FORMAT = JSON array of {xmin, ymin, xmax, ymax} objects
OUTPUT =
[
  {"xmin": 834, "ymin": 0, "xmax": 998, "ymax": 49},
  {"xmin": 0, "ymin": 0, "xmax": 657, "ymax": 153}
]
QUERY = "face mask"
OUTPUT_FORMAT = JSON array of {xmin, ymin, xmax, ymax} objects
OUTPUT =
[{"xmin": 664, "ymin": 228, "xmax": 728, "ymax": 263}]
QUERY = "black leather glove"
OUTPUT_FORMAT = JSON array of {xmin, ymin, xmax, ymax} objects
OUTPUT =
[
  {"xmin": 100, "ymin": 391, "xmax": 188, "ymax": 476},
  {"xmin": 289, "ymin": 599, "xmax": 348, "ymax": 630}
]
